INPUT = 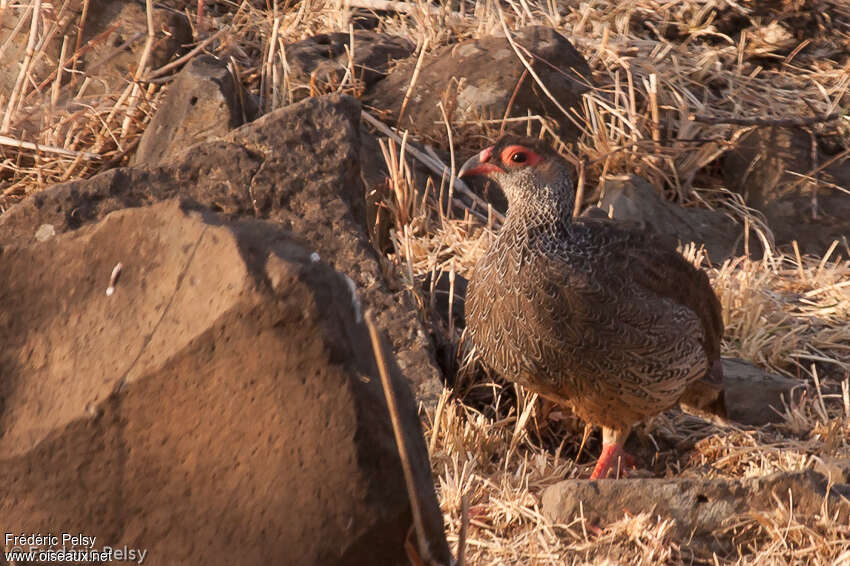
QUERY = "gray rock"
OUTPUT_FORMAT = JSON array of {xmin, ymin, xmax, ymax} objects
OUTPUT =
[
  {"xmin": 133, "ymin": 55, "xmax": 254, "ymax": 166},
  {"xmin": 594, "ymin": 174, "xmax": 744, "ymax": 263},
  {"xmin": 542, "ymin": 471, "xmax": 850, "ymax": 556},
  {"xmin": 814, "ymin": 457, "xmax": 850, "ymax": 484},
  {"xmin": 0, "ymin": 8, "xmax": 68, "ymax": 100},
  {"xmin": 723, "ymin": 126, "xmax": 850, "ymax": 255},
  {"xmin": 722, "ymin": 358, "xmax": 805, "ymax": 426},
  {"xmin": 1, "ymin": 1, "xmax": 190, "ymax": 135},
  {"xmin": 365, "ymin": 26, "xmax": 592, "ymax": 145},
  {"xmin": 76, "ymin": 1, "xmax": 191, "ymax": 95},
  {"xmin": 0, "ymin": 200, "xmax": 450, "ymax": 566},
  {"xmin": 286, "ymin": 31, "xmax": 415, "ymax": 93}
]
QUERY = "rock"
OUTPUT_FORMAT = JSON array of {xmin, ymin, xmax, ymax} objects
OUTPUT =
[
  {"xmin": 0, "ymin": 7, "xmax": 71, "ymax": 99},
  {"xmin": 723, "ymin": 126, "xmax": 850, "ymax": 255},
  {"xmin": 542, "ymin": 471, "xmax": 850, "ymax": 556},
  {"xmin": 815, "ymin": 457, "xmax": 850, "ymax": 484},
  {"xmin": 0, "ymin": 200, "xmax": 450, "ymax": 565},
  {"xmin": 1, "ymin": 1, "xmax": 190, "ymax": 131},
  {"xmin": 133, "ymin": 55, "xmax": 255, "ymax": 166},
  {"xmin": 286, "ymin": 31, "xmax": 415, "ymax": 94},
  {"xmin": 721, "ymin": 358, "xmax": 805, "ymax": 426},
  {"xmin": 593, "ymin": 175, "xmax": 744, "ymax": 263},
  {"xmin": 365, "ymin": 26, "xmax": 592, "ymax": 146},
  {"xmin": 76, "ymin": 0, "xmax": 191, "ymax": 95},
  {"xmin": 1, "ymin": 1, "xmax": 189, "ymax": 97},
  {"xmin": 0, "ymin": 94, "xmax": 444, "ymax": 405}
]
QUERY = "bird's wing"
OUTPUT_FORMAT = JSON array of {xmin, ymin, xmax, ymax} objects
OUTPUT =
[
  {"xmin": 516, "ymin": 225, "xmax": 723, "ymax": 419},
  {"xmin": 615, "ymin": 228, "xmax": 724, "ymax": 362},
  {"xmin": 573, "ymin": 219, "xmax": 724, "ymax": 362},
  {"xmin": 518, "ymin": 253, "xmax": 704, "ymax": 423}
]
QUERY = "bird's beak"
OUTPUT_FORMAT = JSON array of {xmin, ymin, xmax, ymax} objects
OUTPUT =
[{"xmin": 458, "ymin": 146, "xmax": 500, "ymax": 179}]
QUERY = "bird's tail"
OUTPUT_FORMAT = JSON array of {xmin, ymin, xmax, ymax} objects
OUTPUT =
[{"xmin": 679, "ymin": 359, "xmax": 727, "ymax": 422}]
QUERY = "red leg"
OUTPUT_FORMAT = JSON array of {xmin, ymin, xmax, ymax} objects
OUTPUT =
[
  {"xmin": 588, "ymin": 426, "xmax": 634, "ymax": 479},
  {"xmin": 589, "ymin": 443, "xmax": 623, "ymax": 479}
]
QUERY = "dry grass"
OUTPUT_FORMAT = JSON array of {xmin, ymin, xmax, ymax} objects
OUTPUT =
[{"xmin": 2, "ymin": 0, "xmax": 849, "ymax": 564}]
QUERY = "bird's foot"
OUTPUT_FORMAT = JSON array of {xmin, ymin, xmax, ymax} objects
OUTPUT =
[{"xmin": 588, "ymin": 443, "xmax": 636, "ymax": 479}]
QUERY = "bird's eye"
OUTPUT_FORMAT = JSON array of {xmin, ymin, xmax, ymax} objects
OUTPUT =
[{"xmin": 511, "ymin": 152, "xmax": 527, "ymax": 163}]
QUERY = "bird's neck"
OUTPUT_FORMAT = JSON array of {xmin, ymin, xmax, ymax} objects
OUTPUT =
[{"xmin": 503, "ymin": 188, "xmax": 574, "ymax": 237}]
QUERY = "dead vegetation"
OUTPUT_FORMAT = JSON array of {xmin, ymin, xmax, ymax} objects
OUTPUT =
[{"xmin": 1, "ymin": 0, "xmax": 849, "ymax": 564}]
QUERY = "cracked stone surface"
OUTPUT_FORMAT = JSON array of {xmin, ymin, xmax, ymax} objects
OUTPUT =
[
  {"xmin": 0, "ymin": 200, "xmax": 450, "ymax": 565},
  {"xmin": 0, "ymin": 94, "xmax": 443, "ymax": 404}
]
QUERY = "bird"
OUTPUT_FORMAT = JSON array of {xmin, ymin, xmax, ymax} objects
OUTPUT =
[{"xmin": 458, "ymin": 135, "xmax": 724, "ymax": 479}]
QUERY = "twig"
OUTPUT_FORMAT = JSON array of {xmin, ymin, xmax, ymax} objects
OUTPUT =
[
  {"xmin": 197, "ymin": 0, "xmax": 205, "ymax": 35},
  {"xmin": 73, "ymin": 0, "xmax": 90, "ymax": 74},
  {"xmin": 438, "ymin": 101, "xmax": 456, "ymax": 220},
  {"xmin": 0, "ymin": 134, "xmax": 100, "ymax": 160},
  {"xmin": 497, "ymin": 7, "xmax": 573, "ymax": 122},
  {"xmin": 343, "ymin": 0, "xmax": 449, "ymax": 15},
  {"xmin": 809, "ymin": 128, "xmax": 819, "ymax": 219},
  {"xmin": 398, "ymin": 36, "xmax": 429, "ymax": 125},
  {"xmin": 335, "ymin": 24, "xmax": 355, "ymax": 94},
  {"xmin": 458, "ymin": 493, "xmax": 469, "ymax": 566},
  {"xmin": 1, "ymin": 0, "xmax": 41, "ymax": 133},
  {"xmin": 51, "ymin": 35, "xmax": 69, "ymax": 107},
  {"xmin": 364, "ymin": 310, "xmax": 434, "ymax": 566},
  {"xmin": 142, "ymin": 26, "xmax": 229, "ymax": 81},
  {"xmin": 689, "ymin": 113, "xmax": 841, "ymax": 127},
  {"xmin": 361, "ymin": 110, "xmax": 505, "ymax": 223},
  {"xmin": 261, "ymin": 16, "xmax": 281, "ymax": 111},
  {"xmin": 572, "ymin": 157, "xmax": 585, "ymax": 218},
  {"xmin": 121, "ymin": 0, "xmax": 156, "ymax": 138}
]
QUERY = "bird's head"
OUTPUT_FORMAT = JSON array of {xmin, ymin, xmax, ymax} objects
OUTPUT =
[{"xmin": 458, "ymin": 136, "xmax": 575, "ymax": 219}]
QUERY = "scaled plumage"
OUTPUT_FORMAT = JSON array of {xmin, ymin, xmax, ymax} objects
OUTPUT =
[{"xmin": 459, "ymin": 136, "xmax": 724, "ymax": 479}]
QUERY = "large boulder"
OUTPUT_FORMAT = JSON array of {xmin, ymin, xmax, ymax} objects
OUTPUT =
[
  {"xmin": 0, "ymin": 94, "xmax": 443, "ymax": 404},
  {"xmin": 365, "ymin": 26, "xmax": 592, "ymax": 146},
  {"xmin": 721, "ymin": 358, "xmax": 804, "ymax": 426},
  {"xmin": 0, "ymin": 200, "xmax": 451, "ymax": 565}
]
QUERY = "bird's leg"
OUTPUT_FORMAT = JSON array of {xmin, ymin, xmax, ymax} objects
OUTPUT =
[{"xmin": 589, "ymin": 426, "xmax": 634, "ymax": 480}]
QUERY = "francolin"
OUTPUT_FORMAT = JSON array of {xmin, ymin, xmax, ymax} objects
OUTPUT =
[{"xmin": 459, "ymin": 136, "xmax": 724, "ymax": 479}]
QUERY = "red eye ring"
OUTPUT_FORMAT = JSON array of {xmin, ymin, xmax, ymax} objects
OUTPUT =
[{"xmin": 500, "ymin": 144, "xmax": 541, "ymax": 167}]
